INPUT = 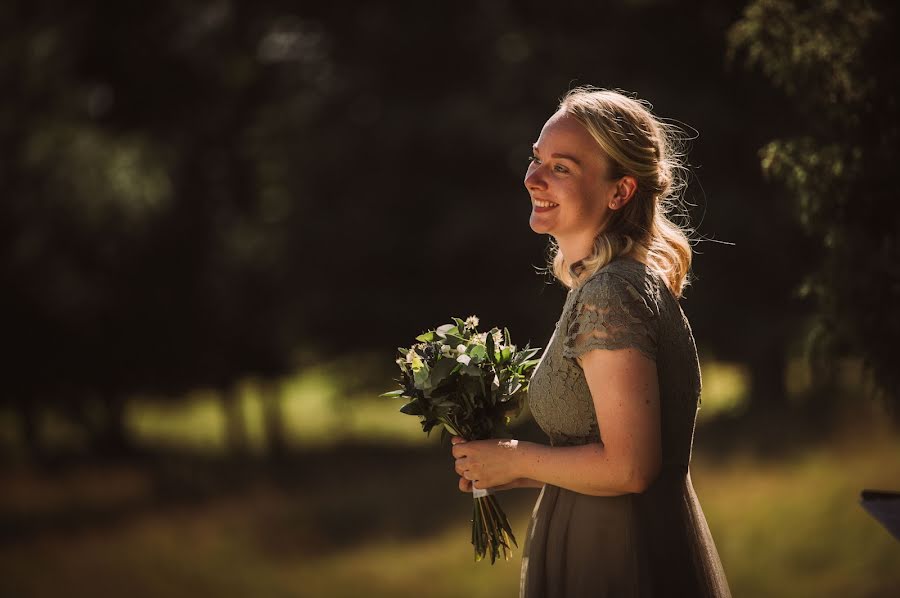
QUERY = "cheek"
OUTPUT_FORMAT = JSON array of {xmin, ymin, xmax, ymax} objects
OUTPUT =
[{"xmin": 565, "ymin": 181, "xmax": 604, "ymax": 218}]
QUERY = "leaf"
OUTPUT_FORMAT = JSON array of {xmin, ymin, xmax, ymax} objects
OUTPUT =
[
  {"xmin": 400, "ymin": 401, "xmax": 424, "ymax": 416},
  {"xmin": 416, "ymin": 331, "xmax": 436, "ymax": 342},
  {"xmin": 459, "ymin": 364, "xmax": 484, "ymax": 378},
  {"xmin": 469, "ymin": 344, "xmax": 487, "ymax": 361},
  {"xmin": 427, "ymin": 357, "xmax": 458, "ymax": 389},
  {"xmin": 435, "ymin": 324, "xmax": 455, "ymax": 338},
  {"xmin": 518, "ymin": 347, "xmax": 541, "ymax": 361},
  {"xmin": 445, "ymin": 334, "xmax": 467, "ymax": 347},
  {"xmin": 413, "ymin": 362, "xmax": 430, "ymax": 387},
  {"xmin": 485, "ymin": 332, "xmax": 495, "ymax": 362},
  {"xmin": 379, "ymin": 389, "xmax": 405, "ymax": 398}
]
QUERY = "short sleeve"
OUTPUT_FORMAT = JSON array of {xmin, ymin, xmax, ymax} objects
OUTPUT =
[{"xmin": 562, "ymin": 272, "xmax": 658, "ymax": 362}]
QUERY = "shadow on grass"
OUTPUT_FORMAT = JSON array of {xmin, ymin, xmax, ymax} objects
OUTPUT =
[
  {"xmin": 694, "ymin": 392, "xmax": 898, "ymax": 465},
  {"xmin": 0, "ymin": 439, "xmax": 540, "ymax": 558},
  {"xmin": 3, "ymin": 398, "xmax": 892, "ymax": 557}
]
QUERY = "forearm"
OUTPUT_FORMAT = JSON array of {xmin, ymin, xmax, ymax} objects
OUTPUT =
[{"xmin": 516, "ymin": 440, "xmax": 651, "ymax": 496}]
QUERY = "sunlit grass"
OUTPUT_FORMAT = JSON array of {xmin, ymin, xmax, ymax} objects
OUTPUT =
[
  {"xmin": 698, "ymin": 358, "xmax": 750, "ymax": 421},
  {"xmin": 693, "ymin": 434, "xmax": 900, "ymax": 597},
  {"xmin": 128, "ymin": 389, "xmax": 228, "ymax": 452},
  {"xmin": 1, "ymin": 430, "xmax": 897, "ymax": 597},
  {"xmin": 122, "ymin": 361, "xmax": 428, "ymax": 452},
  {"xmin": 0, "ymin": 356, "xmax": 883, "ymax": 455},
  {"xmin": 0, "ymin": 346, "xmax": 898, "ymax": 597}
]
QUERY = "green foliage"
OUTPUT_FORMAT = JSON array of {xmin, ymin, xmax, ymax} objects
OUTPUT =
[
  {"xmin": 758, "ymin": 139, "xmax": 861, "ymax": 232},
  {"xmin": 381, "ymin": 317, "xmax": 540, "ymax": 564},
  {"xmin": 382, "ymin": 316, "xmax": 541, "ymax": 441},
  {"xmin": 728, "ymin": 0, "xmax": 900, "ymax": 409},
  {"xmin": 727, "ymin": 0, "xmax": 881, "ymax": 117}
]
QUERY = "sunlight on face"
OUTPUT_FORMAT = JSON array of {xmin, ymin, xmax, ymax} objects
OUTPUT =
[{"xmin": 524, "ymin": 111, "xmax": 617, "ymax": 242}]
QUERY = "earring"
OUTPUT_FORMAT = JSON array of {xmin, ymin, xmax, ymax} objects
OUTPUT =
[{"xmin": 610, "ymin": 201, "xmax": 618, "ymax": 209}]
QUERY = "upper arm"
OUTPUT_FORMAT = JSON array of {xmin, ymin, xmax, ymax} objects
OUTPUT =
[
  {"xmin": 580, "ymin": 348, "xmax": 661, "ymax": 492},
  {"xmin": 564, "ymin": 273, "xmax": 662, "ymax": 491}
]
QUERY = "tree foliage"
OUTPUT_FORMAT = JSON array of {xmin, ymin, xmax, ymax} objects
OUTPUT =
[{"xmin": 728, "ymin": 0, "xmax": 900, "ymax": 408}]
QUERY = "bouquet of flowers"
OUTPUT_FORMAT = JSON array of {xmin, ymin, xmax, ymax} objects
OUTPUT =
[{"xmin": 381, "ymin": 315, "xmax": 541, "ymax": 563}]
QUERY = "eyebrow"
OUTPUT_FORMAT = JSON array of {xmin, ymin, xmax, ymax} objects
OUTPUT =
[{"xmin": 532, "ymin": 145, "xmax": 582, "ymax": 166}]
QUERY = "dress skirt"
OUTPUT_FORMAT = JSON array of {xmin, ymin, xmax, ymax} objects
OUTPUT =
[{"xmin": 519, "ymin": 465, "xmax": 731, "ymax": 598}]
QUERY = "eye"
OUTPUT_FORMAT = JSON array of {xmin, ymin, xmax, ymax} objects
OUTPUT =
[
  {"xmin": 553, "ymin": 164, "xmax": 570, "ymax": 174},
  {"xmin": 527, "ymin": 155, "xmax": 541, "ymax": 166}
]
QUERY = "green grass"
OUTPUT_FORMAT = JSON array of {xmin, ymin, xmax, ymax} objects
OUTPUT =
[
  {"xmin": 1, "ymin": 425, "xmax": 898, "ymax": 597},
  {"xmin": 0, "ymin": 355, "xmax": 755, "ymax": 455},
  {"xmin": 0, "ymin": 357, "xmax": 898, "ymax": 597},
  {"xmin": 693, "ymin": 433, "xmax": 900, "ymax": 597}
]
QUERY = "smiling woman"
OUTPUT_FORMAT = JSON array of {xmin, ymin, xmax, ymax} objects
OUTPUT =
[{"xmin": 451, "ymin": 87, "xmax": 731, "ymax": 598}]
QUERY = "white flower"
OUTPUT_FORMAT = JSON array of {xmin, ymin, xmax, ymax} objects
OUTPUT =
[
  {"xmin": 464, "ymin": 315, "xmax": 479, "ymax": 330},
  {"xmin": 457, "ymin": 354, "xmax": 471, "ymax": 365},
  {"xmin": 492, "ymin": 330, "xmax": 503, "ymax": 345},
  {"xmin": 405, "ymin": 348, "xmax": 417, "ymax": 364},
  {"xmin": 440, "ymin": 344, "xmax": 452, "ymax": 355},
  {"xmin": 475, "ymin": 332, "xmax": 488, "ymax": 345},
  {"xmin": 456, "ymin": 344, "xmax": 467, "ymax": 354}
]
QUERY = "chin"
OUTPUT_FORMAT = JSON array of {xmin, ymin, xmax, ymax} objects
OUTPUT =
[{"xmin": 529, "ymin": 215, "xmax": 553, "ymax": 235}]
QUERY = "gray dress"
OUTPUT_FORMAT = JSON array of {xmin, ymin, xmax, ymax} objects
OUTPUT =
[{"xmin": 520, "ymin": 257, "xmax": 731, "ymax": 598}]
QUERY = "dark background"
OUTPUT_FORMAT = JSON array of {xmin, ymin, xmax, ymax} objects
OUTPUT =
[{"xmin": 1, "ymin": 1, "xmax": 898, "ymax": 596}]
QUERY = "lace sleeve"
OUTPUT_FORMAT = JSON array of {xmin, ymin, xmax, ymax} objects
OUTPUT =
[{"xmin": 562, "ymin": 272, "xmax": 658, "ymax": 362}]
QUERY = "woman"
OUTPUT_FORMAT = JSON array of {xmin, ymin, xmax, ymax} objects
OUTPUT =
[{"xmin": 450, "ymin": 87, "xmax": 731, "ymax": 597}]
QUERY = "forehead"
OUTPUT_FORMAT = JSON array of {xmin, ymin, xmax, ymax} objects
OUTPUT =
[{"xmin": 534, "ymin": 111, "xmax": 599, "ymax": 155}]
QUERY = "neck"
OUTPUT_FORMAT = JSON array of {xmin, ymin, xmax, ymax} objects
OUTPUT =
[
  {"xmin": 555, "ymin": 233, "xmax": 596, "ymax": 273},
  {"xmin": 557, "ymin": 234, "xmax": 651, "ymax": 277}
]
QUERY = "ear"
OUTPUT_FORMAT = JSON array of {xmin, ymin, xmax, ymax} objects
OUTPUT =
[{"xmin": 609, "ymin": 176, "xmax": 638, "ymax": 210}]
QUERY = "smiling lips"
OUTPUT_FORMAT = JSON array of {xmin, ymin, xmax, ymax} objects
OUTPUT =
[{"xmin": 533, "ymin": 199, "xmax": 558, "ymax": 212}]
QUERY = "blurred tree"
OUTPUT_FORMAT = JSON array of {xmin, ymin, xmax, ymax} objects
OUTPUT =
[
  {"xmin": 0, "ymin": 1, "xmax": 311, "ymax": 457},
  {"xmin": 728, "ymin": 0, "xmax": 900, "ymax": 414},
  {"xmin": 1, "ymin": 0, "xmax": 834, "ymax": 460}
]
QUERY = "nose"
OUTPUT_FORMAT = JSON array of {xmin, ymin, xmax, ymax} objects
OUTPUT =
[{"xmin": 524, "ymin": 163, "xmax": 548, "ymax": 193}]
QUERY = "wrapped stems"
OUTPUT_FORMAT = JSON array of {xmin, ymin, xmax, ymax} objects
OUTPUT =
[{"xmin": 471, "ymin": 492, "xmax": 518, "ymax": 563}]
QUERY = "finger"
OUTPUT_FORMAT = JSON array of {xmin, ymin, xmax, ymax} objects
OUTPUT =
[
  {"xmin": 451, "ymin": 436, "xmax": 466, "ymax": 445},
  {"xmin": 459, "ymin": 477, "xmax": 473, "ymax": 493},
  {"xmin": 451, "ymin": 444, "xmax": 467, "ymax": 458}
]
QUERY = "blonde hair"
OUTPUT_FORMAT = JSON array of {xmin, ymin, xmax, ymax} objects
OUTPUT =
[{"xmin": 548, "ymin": 87, "xmax": 694, "ymax": 298}]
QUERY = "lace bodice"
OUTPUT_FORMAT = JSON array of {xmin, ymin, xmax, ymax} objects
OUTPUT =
[{"xmin": 527, "ymin": 257, "xmax": 702, "ymax": 467}]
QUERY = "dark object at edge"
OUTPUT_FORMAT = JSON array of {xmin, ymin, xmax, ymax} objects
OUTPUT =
[{"xmin": 860, "ymin": 490, "xmax": 900, "ymax": 541}]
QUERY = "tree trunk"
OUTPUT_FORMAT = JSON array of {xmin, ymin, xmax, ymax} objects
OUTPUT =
[
  {"xmin": 261, "ymin": 379, "xmax": 286, "ymax": 461},
  {"xmin": 220, "ymin": 386, "xmax": 248, "ymax": 457},
  {"xmin": 746, "ymin": 345, "xmax": 787, "ymax": 416},
  {"xmin": 17, "ymin": 395, "xmax": 43, "ymax": 461},
  {"xmin": 94, "ymin": 392, "xmax": 131, "ymax": 456}
]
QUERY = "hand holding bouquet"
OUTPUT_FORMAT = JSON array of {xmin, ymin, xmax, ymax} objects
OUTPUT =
[{"xmin": 381, "ymin": 315, "xmax": 541, "ymax": 563}]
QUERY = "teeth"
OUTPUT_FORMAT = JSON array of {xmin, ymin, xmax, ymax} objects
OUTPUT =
[{"xmin": 534, "ymin": 200, "xmax": 558, "ymax": 208}]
